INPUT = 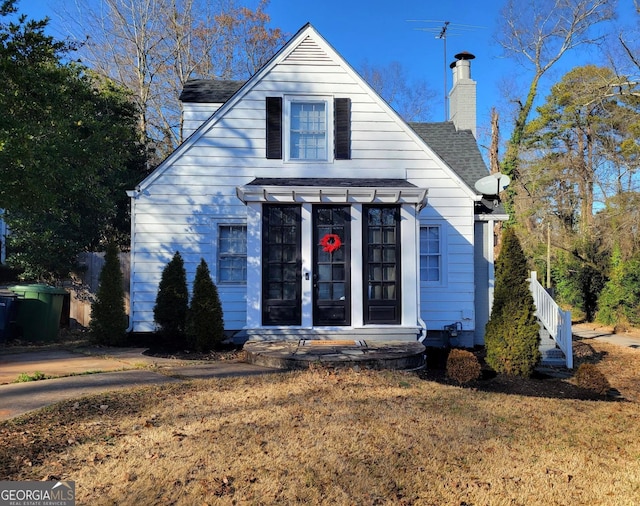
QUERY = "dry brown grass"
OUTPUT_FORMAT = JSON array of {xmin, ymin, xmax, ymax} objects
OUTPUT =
[{"xmin": 1, "ymin": 341, "xmax": 640, "ymax": 505}]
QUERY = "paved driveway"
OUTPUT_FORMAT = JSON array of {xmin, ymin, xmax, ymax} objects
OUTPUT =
[
  {"xmin": 0, "ymin": 349, "xmax": 143, "ymax": 385},
  {"xmin": 0, "ymin": 347, "xmax": 278, "ymax": 420}
]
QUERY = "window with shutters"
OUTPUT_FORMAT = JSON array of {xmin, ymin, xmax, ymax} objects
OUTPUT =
[{"xmin": 266, "ymin": 96, "xmax": 350, "ymax": 161}]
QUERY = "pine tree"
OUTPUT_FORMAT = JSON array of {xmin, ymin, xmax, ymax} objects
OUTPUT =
[
  {"xmin": 186, "ymin": 259, "xmax": 225, "ymax": 352},
  {"xmin": 153, "ymin": 251, "xmax": 188, "ymax": 348},
  {"xmin": 90, "ymin": 242, "xmax": 128, "ymax": 346},
  {"xmin": 597, "ymin": 246, "xmax": 640, "ymax": 328},
  {"xmin": 485, "ymin": 227, "xmax": 541, "ymax": 377}
]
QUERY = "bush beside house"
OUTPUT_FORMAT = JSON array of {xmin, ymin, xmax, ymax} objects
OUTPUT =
[
  {"xmin": 153, "ymin": 251, "xmax": 188, "ymax": 349},
  {"xmin": 485, "ymin": 227, "xmax": 541, "ymax": 377},
  {"xmin": 90, "ymin": 243, "xmax": 128, "ymax": 346},
  {"xmin": 446, "ymin": 349, "xmax": 481, "ymax": 384},
  {"xmin": 186, "ymin": 259, "xmax": 225, "ymax": 352}
]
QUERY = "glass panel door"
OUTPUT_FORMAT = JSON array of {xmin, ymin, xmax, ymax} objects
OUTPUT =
[
  {"xmin": 313, "ymin": 206, "xmax": 350, "ymax": 326},
  {"xmin": 262, "ymin": 205, "xmax": 301, "ymax": 325},
  {"xmin": 364, "ymin": 206, "xmax": 401, "ymax": 324}
]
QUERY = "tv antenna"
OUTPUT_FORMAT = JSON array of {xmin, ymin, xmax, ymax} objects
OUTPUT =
[{"xmin": 408, "ymin": 20, "xmax": 485, "ymax": 120}]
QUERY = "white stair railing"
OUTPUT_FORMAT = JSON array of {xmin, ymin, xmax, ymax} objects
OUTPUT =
[{"xmin": 529, "ymin": 271, "xmax": 573, "ymax": 369}]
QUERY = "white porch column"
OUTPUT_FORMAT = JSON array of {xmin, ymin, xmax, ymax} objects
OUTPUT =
[
  {"xmin": 350, "ymin": 204, "xmax": 364, "ymax": 327},
  {"xmin": 400, "ymin": 205, "xmax": 419, "ymax": 325},
  {"xmin": 300, "ymin": 204, "xmax": 313, "ymax": 328},
  {"xmin": 245, "ymin": 202, "xmax": 262, "ymax": 329}
]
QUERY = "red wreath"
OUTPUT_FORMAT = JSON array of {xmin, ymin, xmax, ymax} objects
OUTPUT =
[{"xmin": 320, "ymin": 233, "xmax": 342, "ymax": 253}]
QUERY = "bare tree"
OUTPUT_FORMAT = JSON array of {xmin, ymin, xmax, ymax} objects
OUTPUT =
[
  {"xmin": 359, "ymin": 60, "xmax": 436, "ymax": 122},
  {"xmin": 496, "ymin": 0, "xmax": 617, "ymax": 217},
  {"xmin": 65, "ymin": 0, "xmax": 284, "ymax": 154},
  {"xmin": 489, "ymin": 108, "xmax": 500, "ymax": 175}
]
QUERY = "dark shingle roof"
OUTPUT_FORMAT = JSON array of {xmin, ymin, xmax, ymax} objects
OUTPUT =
[
  {"xmin": 179, "ymin": 79, "xmax": 246, "ymax": 103},
  {"xmin": 409, "ymin": 121, "xmax": 489, "ymax": 192},
  {"xmin": 249, "ymin": 178, "xmax": 417, "ymax": 188}
]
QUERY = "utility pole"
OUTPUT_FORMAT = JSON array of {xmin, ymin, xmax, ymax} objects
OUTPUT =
[{"xmin": 547, "ymin": 222, "xmax": 551, "ymax": 289}]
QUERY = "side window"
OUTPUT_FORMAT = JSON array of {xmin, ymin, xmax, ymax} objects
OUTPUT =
[
  {"xmin": 420, "ymin": 225, "xmax": 441, "ymax": 284},
  {"xmin": 218, "ymin": 225, "xmax": 247, "ymax": 283}
]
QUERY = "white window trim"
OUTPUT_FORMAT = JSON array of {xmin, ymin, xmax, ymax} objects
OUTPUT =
[
  {"xmin": 420, "ymin": 223, "xmax": 447, "ymax": 288},
  {"xmin": 283, "ymin": 95, "xmax": 334, "ymax": 163},
  {"xmin": 212, "ymin": 218, "xmax": 248, "ymax": 285}
]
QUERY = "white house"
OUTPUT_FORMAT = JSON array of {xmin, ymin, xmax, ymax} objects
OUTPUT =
[{"xmin": 127, "ymin": 23, "xmax": 507, "ymax": 347}]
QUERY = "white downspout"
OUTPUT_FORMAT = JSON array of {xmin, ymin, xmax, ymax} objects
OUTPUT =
[
  {"xmin": 125, "ymin": 190, "xmax": 138, "ymax": 332},
  {"xmin": 416, "ymin": 205, "xmax": 427, "ymax": 342}
]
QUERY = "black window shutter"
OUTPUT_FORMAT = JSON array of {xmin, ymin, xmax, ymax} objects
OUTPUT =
[
  {"xmin": 266, "ymin": 97, "xmax": 282, "ymax": 159},
  {"xmin": 334, "ymin": 98, "xmax": 351, "ymax": 160}
]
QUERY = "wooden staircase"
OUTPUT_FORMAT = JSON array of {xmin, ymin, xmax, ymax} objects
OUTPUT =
[{"xmin": 530, "ymin": 271, "xmax": 573, "ymax": 369}]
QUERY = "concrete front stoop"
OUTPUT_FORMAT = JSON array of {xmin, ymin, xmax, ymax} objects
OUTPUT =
[{"xmin": 244, "ymin": 340, "xmax": 426, "ymax": 371}]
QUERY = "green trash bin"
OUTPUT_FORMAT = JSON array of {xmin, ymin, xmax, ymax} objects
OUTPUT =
[{"xmin": 8, "ymin": 284, "xmax": 68, "ymax": 342}]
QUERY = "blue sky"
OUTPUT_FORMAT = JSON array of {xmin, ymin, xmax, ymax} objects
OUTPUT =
[{"xmin": 14, "ymin": 0, "xmax": 639, "ymax": 148}]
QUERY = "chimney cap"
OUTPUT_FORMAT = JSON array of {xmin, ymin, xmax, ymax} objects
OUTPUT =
[{"xmin": 454, "ymin": 51, "xmax": 475, "ymax": 61}]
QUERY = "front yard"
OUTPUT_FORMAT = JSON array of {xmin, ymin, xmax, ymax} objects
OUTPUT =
[{"xmin": 0, "ymin": 337, "xmax": 639, "ymax": 505}]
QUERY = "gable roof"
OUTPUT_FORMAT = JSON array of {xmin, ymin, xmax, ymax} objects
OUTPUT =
[{"xmin": 135, "ymin": 23, "xmax": 482, "ymax": 201}]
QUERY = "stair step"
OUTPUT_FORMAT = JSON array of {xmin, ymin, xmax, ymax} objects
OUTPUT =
[
  {"xmin": 542, "ymin": 348, "xmax": 564, "ymax": 358},
  {"xmin": 541, "ymin": 357, "xmax": 567, "ymax": 367}
]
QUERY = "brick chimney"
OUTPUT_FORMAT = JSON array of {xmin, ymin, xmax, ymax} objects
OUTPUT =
[{"xmin": 448, "ymin": 51, "xmax": 476, "ymax": 138}]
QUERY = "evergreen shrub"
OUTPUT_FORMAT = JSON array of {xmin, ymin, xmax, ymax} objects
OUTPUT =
[
  {"xmin": 597, "ymin": 248, "xmax": 640, "ymax": 328},
  {"xmin": 90, "ymin": 242, "xmax": 128, "ymax": 346},
  {"xmin": 153, "ymin": 251, "xmax": 188, "ymax": 348},
  {"xmin": 186, "ymin": 258, "xmax": 225, "ymax": 352},
  {"xmin": 485, "ymin": 227, "xmax": 541, "ymax": 377}
]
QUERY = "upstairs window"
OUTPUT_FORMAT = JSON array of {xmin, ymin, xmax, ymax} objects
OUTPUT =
[{"xmin": 290, "ymin": 101, "xmax": 327, "ymax": 160}]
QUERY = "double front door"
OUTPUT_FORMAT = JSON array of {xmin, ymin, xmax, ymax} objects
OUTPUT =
[{"xmin": 261, "ymin": 204, "xmax": 400, "ymax": 326}]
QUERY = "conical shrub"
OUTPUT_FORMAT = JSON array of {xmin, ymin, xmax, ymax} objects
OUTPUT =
[
  {"xmin": 90, "ymin": 242, "xmax": 128, "ymax": 346},
  {"xmin": 485, "ymin": 227, "xmax": 541, "ymax": 377},
  {"xmin": 186, "ymin": 258, "xmax": 225, "ymax": 352},
  {"xmin": 153, "ymin": 251, "xmax": 188, "ymax": 348}
]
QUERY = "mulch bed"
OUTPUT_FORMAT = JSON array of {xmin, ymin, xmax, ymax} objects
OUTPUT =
[
  {"xmin": 143, "ymin": 344, "xmax": 244, "ymax": 362},
  {"xmin": 418, "ymin": 346, "xmax": 619, "ymax": 401}
]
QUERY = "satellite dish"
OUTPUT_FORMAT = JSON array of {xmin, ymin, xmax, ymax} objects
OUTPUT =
[{"xmin": 475, "ymin": 173, "xmax": 511, "ymax": 196}]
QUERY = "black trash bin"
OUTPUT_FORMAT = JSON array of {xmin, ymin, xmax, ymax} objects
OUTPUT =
[{"xmin": 0, "ymin": 290, "xmax": 18, "ymax": 342}]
